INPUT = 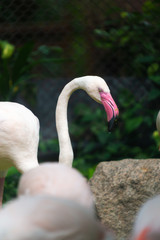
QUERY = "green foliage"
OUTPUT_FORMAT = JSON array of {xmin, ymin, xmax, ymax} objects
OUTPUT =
[
  {"xmin": 34, "ymin": 0, "xmax": 68, "ymax": 22},
  {"xmin": 0, "ymin": 41, "xmax": 35, "ymax": 100},
  {"xmin": 93, "ymin": 0, "xmax": 160, "ymax": 142},
  {"xmin": 0, "ymin": 41, "xmax": 64, "ymax": 101},
  {"xmin": 153, "ymin": 131, "xmax": 160, "ymax": 149},
  {"xmin": 94, "ymin": 0, "xmax": 160, "ymax": 77},
  {"xmin": 0, "ymin": 40, "xmax": 15, "ymax": 59},
  {"xmin": 39, "ymin": 138, "xmax": 59, "ymax": 154},
  {"xmin": 84, "ymin": 0, "xmax": 160, "ymax": 179},
  {"xmin": 32, "ymin": 45, "xmax": 65, "ymax": 77},
  {"xmin": 3, "ymin": 168, "xmax": 21, "ymax": 204}
]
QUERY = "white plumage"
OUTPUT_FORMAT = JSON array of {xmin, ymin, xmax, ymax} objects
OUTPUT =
[
  {"xmin": 0, "ymin": 102, "xmax": 39, "ymax": 174},
  {"xmin": 18, "ymin": 162, "xmax": 95, "ymax": 212},
  {"xmin": 0, "ymin": 102, "xmax": 39, "ymax": 205},
  {"xmin": 0, "ymin": 195, "xmax": 110, "ymax": 240}
]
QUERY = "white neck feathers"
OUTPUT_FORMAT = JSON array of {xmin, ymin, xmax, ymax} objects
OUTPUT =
[
  {"xmin": 55, "ymin": 76, "xmax": 109, "ymax": 167},
  {"xmin": 56, "ymin": 79, "xmax": 79, "ymax": 167}
]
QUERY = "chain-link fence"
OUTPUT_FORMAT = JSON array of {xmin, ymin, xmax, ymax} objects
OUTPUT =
[{"xmin": 0, "ymin": 0, "xmax": 146, "ymax": 76}]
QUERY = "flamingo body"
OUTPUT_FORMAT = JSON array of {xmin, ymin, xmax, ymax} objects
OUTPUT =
[
  {"xmin": 0, "ymin": 102, "xmax": 39, "ymax": 175},
  {"xmin": 18, "ymin": 162, "xmax": 94, "ymax": 212},
  {"xmin": 0, "ymin": 102, "xmax": 39, "ymax": 205},
  {"xmin": 0, "ymin": 195, "xmax": 109, "ymax": 240}
]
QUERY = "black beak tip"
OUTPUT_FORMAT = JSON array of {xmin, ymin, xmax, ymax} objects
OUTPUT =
[
  {"xmin": 108, "ymin": 116, "xmax": 118, "ymax": 132},
  {"xmin": 108, "ymin": 117, "xmax": 115, "ymax": 132}
]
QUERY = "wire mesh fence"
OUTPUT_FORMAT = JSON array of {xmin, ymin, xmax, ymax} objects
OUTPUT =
[{"xmin": 0, "ymin": 0, "xmax": 146, "ymax": 77}]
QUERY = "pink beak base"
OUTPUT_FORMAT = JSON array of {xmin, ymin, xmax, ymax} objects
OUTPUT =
[{"xmin": 99, "ymin": 91, "xmax": 119, "ymax": 131}]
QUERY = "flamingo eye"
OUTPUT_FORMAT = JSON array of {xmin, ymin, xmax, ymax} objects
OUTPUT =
[{"xmin": 98, "ymin": 88, "xmax": 103, "ymax": 92}]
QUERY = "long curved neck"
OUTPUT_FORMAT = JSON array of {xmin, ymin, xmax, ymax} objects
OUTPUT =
[{"xmin": 56, "ymin": 79, "xmax": 79, "ymax": 167}]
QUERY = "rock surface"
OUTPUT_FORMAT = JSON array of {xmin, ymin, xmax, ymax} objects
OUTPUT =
[{"xmin": 89, "ymin": 159, "xmax": 160, "ymax": 240}]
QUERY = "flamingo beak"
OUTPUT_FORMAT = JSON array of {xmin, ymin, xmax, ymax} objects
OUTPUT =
[
  {"xmin": 135, "ymin": 227, "xmax": 150, "ymax": 240},
  {"xmin": 99, "ymin": 90, "xmax": 119, "ymax": 132}
]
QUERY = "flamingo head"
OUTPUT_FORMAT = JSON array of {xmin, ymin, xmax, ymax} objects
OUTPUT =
[
  {"xmin": 76, "ymin": 76, "xmax": 119, "ymax": 131},
  {"xmin": 99, "ymin": 88, "xmax": 119, "ymax": 131}
]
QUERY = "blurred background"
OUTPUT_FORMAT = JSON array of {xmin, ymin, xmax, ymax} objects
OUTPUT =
[{"xmin": 0, "ymin": 0, "xmax": 160, "ymax": 201}]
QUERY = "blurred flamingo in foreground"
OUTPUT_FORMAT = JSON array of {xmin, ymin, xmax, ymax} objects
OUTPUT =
[
  {"xmin": 0, "ymin": 102, "xmax": 39, "ymax": 206},
  {"xmin": 18, "ymin": 162, "xmax": 95, "ymax": 212},
  {"xmin": 0, "ymin": 195, "xmax": 114, "ymax": 240},
  {"xmin": 131, "ymin": 111, "xmax": 160, "ymax": 240},
  {"xmin": 56, "ymin": 75, "xmax": 119, "ymax": 167},
  {"xmin": 131, "ymin": 195, "xmax": 160, "ymax": 240}
]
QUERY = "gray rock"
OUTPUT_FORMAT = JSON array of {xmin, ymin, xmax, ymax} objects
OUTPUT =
[{"xmin": 89, "ymin": 159, "xmax": 160, "ymax": 240}]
